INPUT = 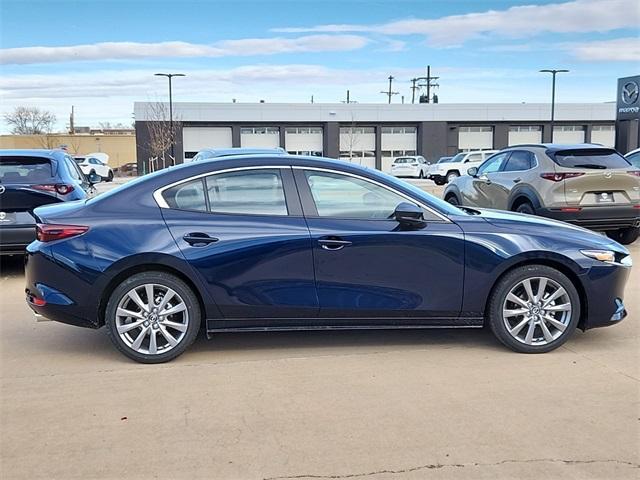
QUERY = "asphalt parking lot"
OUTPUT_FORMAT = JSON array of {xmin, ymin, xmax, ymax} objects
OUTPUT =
[{"xmin": 1, "ymin": 178, "xmax": 639, "ymax": 479}]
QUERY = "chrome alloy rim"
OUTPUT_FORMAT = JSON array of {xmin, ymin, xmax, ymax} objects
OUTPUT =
[
  {"xmin": 502, "ymin": 276, "xmax": 572, "ymax": 346},
  {"xmin": 115, "ymin": 284, "xmax": 188, "ymax": 355}
]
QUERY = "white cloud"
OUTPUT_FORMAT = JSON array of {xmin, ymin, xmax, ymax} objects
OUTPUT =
[
  {"xmin": 0, "ymin": 35, "xmax": 368, "ymax": 65},
  {"xmin": 273, "ymin": 0, "xmax": 640, "ymax": 46},
  {"xmin": 571, "ymin": 37, "xmax": 640, "ymax": 61}
]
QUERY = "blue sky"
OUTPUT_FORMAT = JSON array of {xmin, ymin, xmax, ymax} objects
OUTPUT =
[{"xmin": 0, "ymin": 0, "xmax": 638, "ymax": 130}]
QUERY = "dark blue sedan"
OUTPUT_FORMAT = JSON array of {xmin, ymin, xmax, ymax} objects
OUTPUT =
[{"xmin": 25, "ymin": 154, "xmax": 632, "ymax": 363}]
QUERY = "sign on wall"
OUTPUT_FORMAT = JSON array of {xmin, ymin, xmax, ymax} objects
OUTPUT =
[{"xmin": 617, "ymin": 75, "xmax": 640, "ymax": 121}]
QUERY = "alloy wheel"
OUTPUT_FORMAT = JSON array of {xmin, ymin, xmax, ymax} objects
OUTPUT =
[
  {"xmin": 502, "ymin": 276, "xmax": 572, "ymax": 346},
  {"xmin": 115, "ymin": 283, "xmax": 189, "ymax": 355}
]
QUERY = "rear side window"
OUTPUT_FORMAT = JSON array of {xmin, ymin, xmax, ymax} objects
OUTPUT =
[
  {"xmin": 503, "ymin": 151, "xmax": 534, "ymax": 172},
  {"xmin": 205, "ymin": 169, "xmax": 287, "ymax": 215},
  {"xmin": 0, "ymin": 156, "xmax": 52, "ymax": 183},
  {"xmin": 163, "ymin": 179, "xmax": 208, "ymax": 212},
  {"xmin": 551, "ymin": 149, "xmax": 630, "ymax": 169}
]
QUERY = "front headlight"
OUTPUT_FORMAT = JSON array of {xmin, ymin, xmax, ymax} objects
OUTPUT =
[{"xmin": 580, "ymin": 249, "xmax": 632, "ymax": 266}]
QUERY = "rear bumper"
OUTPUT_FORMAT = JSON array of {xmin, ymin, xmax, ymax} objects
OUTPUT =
[
  {"xmin": 391, "ymin": 168, "xmax": 420, "ymax": 177},
  {"xmin": 0, "ymin": 226, "xmax": 35, "ymax": 255},
  {"xmin": 537, "ymin": 206, "xmax": 640, "ymax": 230}
]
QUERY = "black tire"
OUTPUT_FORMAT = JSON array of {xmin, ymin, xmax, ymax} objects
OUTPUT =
[
  {"xmin": 105, "ymin": 272, "xmax": 201, "ymax": 363},
  {"xmin": 445, "ymin": 194, "xmax": 460, "ymax": 206},
  {"xmin": 487, "ymin": 265, "xmax": 580, "ymax": 354},
  {"xmin": 515, "ymin": 202, "xmax": 535, "ymax": 215},
  {"xmin": 106, "ymin": 170, "xmax": 114, "ymax": 182},
  {"xmin": 446, "ymin": 171, "xmax": 459, "ymax": 183},
  {"xmin": 418, "ymin": 171, "xmax": 424, "ymax": 179},
  {"xmin": 606, "ymin": 227, "xmax": 639, "ymax": 245}
]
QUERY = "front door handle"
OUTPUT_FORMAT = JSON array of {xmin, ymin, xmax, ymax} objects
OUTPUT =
[
  {"xmin": 183, "ymin": 232, "xmax": 219, "ymax": 246},
  {"xmin": 318, "ymin": 238, "xmax": 352, "ymax": 251}
]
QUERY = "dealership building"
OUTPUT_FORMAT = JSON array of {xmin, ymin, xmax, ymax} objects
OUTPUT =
[{"xmin": 134, "ymin": 101, "xmax": 617, "ymax": 173}]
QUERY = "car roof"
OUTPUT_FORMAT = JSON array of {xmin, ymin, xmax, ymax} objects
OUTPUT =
[
  {"xmin": 198, "ymin": 147, "xmax": 287, "ymax": 158},
  {"xmin": 505, "ymin": 143, "xmax": 615, "ymax": 152},
  {"xmin": 0, "ymin": 149, "xmax": 67, "ymax": 159}
]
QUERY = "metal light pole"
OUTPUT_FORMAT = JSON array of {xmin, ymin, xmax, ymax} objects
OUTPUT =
[
  {"xmin": 154, "ymin": 73, "xmax": 185, "ymax": 162},
  {"xmin": 539, "ymin": 69, "xmax": 569, "ymax": 143}
]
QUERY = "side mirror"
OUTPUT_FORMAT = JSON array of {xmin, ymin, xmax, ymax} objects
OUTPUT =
[
  {"xmin": 467, "ymin": 167, "xmax": 478, "ymax": 177},
  {"xmin": 88, "ymin": 172, "xmax": 102, "ymax": 184},
  {"xmin": 394, "ymin": 202, "xmax": 426, "ymax": 229}
]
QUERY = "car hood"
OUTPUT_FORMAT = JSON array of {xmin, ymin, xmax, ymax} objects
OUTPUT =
[{"xmin": 472, "ymin": 208, "xmax": 629, "ymax": 253}]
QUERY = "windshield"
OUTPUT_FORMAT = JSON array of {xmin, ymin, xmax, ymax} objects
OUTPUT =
[
  {"xmin": 551, "ymin": 149, "xmax": 631, "ymax": 169},
  {"xmin": 447, "ymin": 153, "xmax": 465, "ymax": 163}
]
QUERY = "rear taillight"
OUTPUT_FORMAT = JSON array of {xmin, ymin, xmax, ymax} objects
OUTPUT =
[
  {"xmin": 32, "ymin": 184, "xmax": 75, "ymax": 195},
  {"xmin": 628, "ymin": 171, "xmax": 640, "ymax": 177},
  {"xmin": 540, "ymin": 172, "xmax": 585, "ymax": 182},
  {"xmin": 36, "ymin": 224, "xmax": 88, "ymax": 242}
]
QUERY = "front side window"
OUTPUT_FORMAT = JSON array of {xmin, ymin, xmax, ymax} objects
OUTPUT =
[
  {"xmin": 466, "ymin": 153, "xmax": 483, "ymax": 162},
  {"xmin": 478, "ymin": 152, "xmax": 510, "ymax": 175},
  {"xmin": 205, "ymin": 169, "xmax": 287, "ymax": 215},
  {"xmin": 304, "ymin": 170, "xmax": 415, "ymax": 220}
]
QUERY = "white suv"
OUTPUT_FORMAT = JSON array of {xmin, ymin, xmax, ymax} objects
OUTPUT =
[
  {"xmin": 428, "ymin": 150, "xmax": 498, "ymax": 185},
  {"xmin": 389, "ymin": 155, "xmax": 429, "ymax": 178}
]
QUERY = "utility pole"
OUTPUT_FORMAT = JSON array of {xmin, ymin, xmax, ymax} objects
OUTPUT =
[
  {"xmin": 412, "ymin": 65, "xmax": 440, "ymax": 104},
  {"xmin": 410, "ymin": 78, "xmax": 419, "ymax": 104},
  {"xmin": 69, "ymin": 105, "xmax": 75, "ymax": 134},
  {"xmin": 154, "ymin": 72, "xmax": 186, "ymax": 162},
  {"xmin": 539, "ymin": 69, "xmax": 569, "ymax": 142},
  {"xmin": 380, "ymin": 75, "xmax": 399, "ymax": 104}
]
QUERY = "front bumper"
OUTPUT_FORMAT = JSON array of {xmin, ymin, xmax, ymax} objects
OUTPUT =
[
  {"xmin": 580, "ymin": 260, "xmax": 631, "ymax": 330},
  {"xmin": 0, "ymin": 226, "xmax": 35, "ymax": 255},
  {"xmin": 428, "ymin": 174, "xmax": 447, "ymax": 183},
  {"xmin": 537, "ymin": 205, "xmax": 640, "ymax": 231}
]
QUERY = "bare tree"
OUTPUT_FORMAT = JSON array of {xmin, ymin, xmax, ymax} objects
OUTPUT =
[
  {"xmin": 4, "ymin": 106, "xmax": 56, "ymax": 135},
  {"xmin": 144, "ymin": 102, "xmax": 181, "ymax": 171}
]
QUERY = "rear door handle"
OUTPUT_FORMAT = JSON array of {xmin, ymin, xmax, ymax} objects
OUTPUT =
[
  {"xmin": 183, "ymin": 232, "xmax": 219, "ymax": 246},
  {"xmin": 513, "ymin": 177, "xmax": 522, "ymax": 183},
  {"xmin": 318, "ymin": 238, "xmax": 352, "ymax": 251}
]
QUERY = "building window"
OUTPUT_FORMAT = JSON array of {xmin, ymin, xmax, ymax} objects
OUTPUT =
[
  {"xmin": 592, "ymin": 125, "xmax": 614, "ymax": 131},
  {"xmin": 460, "ymin": 126, "xmax": 493, "ymax": 133},
  {"xmin": 241, "ymin": 127, "xmax": 280, "ymax": 134},
  {"xmin": 340, "ymin": 127, "xmax": 375, "ymax": 135},
  {"xmin": 381, "ymin": 126, "xmax": 416, "ymax": 134},
  {"xmin": 287, "ymin": 150, "xmax": 323, "ymax": 156},
  {"xmin": 285, "ymin": 127, "xmax": 323, "ymax": 134},
  {"xmin": 509, "ymin": 126, "xmax": 542, "ymax": 132},
  {"xmin": 553, "ymin": 125, "xmax": 585, "ymax": 132}
]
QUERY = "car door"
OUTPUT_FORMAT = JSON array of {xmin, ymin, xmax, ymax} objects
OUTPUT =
[
  {"xmin": 293, "ymin": 167, "xmax": 464, "ymax": 320},
  {"xmin": 159, "ymin": 166, "xmax": 318, "ymax": 319},
  {"xmin": 89, "ymin": 158, "xmax": 107, "ymax": 177},
  {"xmin": 63, "ymin": 156, "xmax": 94, "ymax": 196},
  {"xmin": 488, "ymin": 150, "xmax": 536, "ymax": 209},
  {"xmin": 466, "ymin": 152, "xmax": 511, "ymax": 208}
]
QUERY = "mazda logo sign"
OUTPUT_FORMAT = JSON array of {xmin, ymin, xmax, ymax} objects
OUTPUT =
[
  {"xmin": 0, "ymin": 185, "xmax": 5, "ymax": 195},
  {"xmin": 622, "ymin": 81, "xmax": 639, "ymax": 105},
  {"xmin": 604, "ymin": 171, "xmax": 612, "ymax": 179}
]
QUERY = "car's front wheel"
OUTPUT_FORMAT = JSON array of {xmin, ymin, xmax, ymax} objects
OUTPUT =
[
  {"xmin": 487, "ymin": 265, "xmax": 580, "ymax": 353},
  {"xmin": 606, "ymin": 227, "xmax": 639, "ymax": 245},
  {"xmin": 105, "ymin": 272, "xmax": 201, "ymax": 363},
  {"xmin": 446, "ymin": 171, "xmax": 459, "ymax": 183},
  {"xmin": 445, "ymin": 194, "xmax": 460, "ymax": 206}
]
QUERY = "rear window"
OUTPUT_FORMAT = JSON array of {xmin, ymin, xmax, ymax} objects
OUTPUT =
[
  {"xmin": 0, "ymin": 156, "xmax": 53, "ymax": 183},
  {"xmin": 551, "ymin": 149, "xmax": 631, "ymax": 169},
  {"xmin": 394, "ymin": 158, "xmax": 414, "ymax": 164}
]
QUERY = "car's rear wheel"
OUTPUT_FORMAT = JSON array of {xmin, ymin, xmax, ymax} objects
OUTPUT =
[
  {"xmin": 487, "ymin": 265, "xmax": 580, "ymax": 353},
  {"xmin": 515, "ymin": 202, "xmax": 535, "ymax": 215},
  {"xmin": 106, "ymin": 170, "xmax": 114, "ymax": 182},
  {"xmin": 445, "ymin": 194, "xmax": 460, "ymax": 206},
  {"xmin": 105, "ymin": 272, "xmax": 201, "ymax": 363},
  {"xmin": 606, "ymin": 227, "xmax": 639, "ymax": 245},
  {"xmin": 446, "ymin": 171, "xmax": 459, "ymax": 183}
]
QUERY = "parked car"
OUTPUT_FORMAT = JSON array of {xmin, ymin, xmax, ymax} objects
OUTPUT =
[
  {"xmin": 428, "ymin": 150, "xmax": 499, "ymax": 185},
  {"xmin": 26, "ymin": 154, "xmax": 632, "ymax": 363},
  {"xmin": 0, "ymin": 149, "xmax": 100, "ymax": 255},
  {"xmin": 188, "ymin": 147, "xmax": 287, "ymax": 162},
  {"xmin": 444, "ymin": 144, "xmax": 640, "ymax": 244},
  {"xmin": 390, "ymin": 155, "xmax": 429, "ymax": 178},
  {"xmin": 625, "ymin": 147, "xmax": 640, "ymax": 168},
  {"xmin": 74, "ymin": 155, "xmax": 113, "ymax": 181},
  {"xmin": 117, "ymin": 162, "xmax": 138, "ymax": 176},
  {"xmin": 436, "ymin": 156, "xmax": 453, "ymax": 163}
]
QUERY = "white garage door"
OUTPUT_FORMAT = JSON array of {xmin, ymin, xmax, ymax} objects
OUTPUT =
[
  {"xmin": 459, "ymin": 126, "xmax": 493, "ymax": 151},
  {"xmin": 590, "ymin": 125, "xmax": 615, "ymax": 147},
  {"xmin": 553, "ymin": 125, "xmax": 585, "ymax": 143},
  {"xmin": 508, "ymin": 126, "xmax": 542, "ymax": 145},
  {"xmin": 285, "ymin": 127, "xmax": 323, "ymax": 156},
  {"xmin": 241, "ymin": 127, "xmax": 280, "ymax": 148},
  {"xmin": 381, "ymin": 126, "xmax": 417, "ymax": 172},
  {"xmin": 183, "ymin": 127, "xmax": 232, "ymax": 161},
  {"xmin": 339, "ymin": 127, "xmax": 376, "ymax": 168}
]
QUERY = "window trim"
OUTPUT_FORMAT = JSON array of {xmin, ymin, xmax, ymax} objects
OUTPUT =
[{"xmin": 292, "ymin": 166, "xmax": 450, "ymax": 223}]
